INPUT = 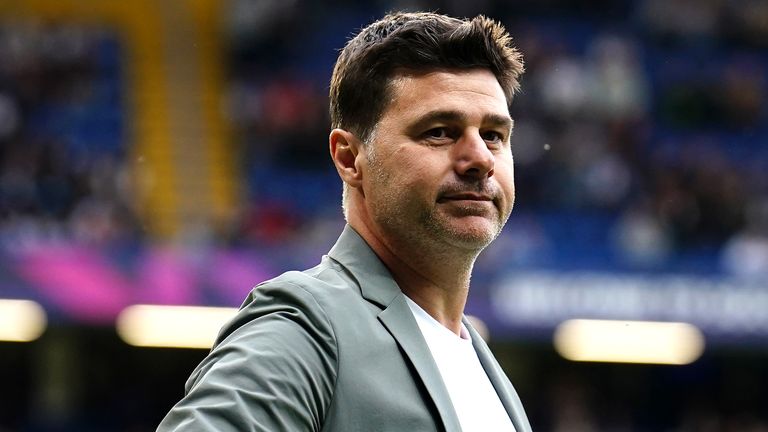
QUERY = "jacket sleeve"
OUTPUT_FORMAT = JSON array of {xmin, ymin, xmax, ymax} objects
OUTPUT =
[{"xmin": 156, "ymin": 280, "xmax": 338, "ymax": 432}]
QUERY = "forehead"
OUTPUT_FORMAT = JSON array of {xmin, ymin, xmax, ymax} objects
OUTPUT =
[{"xmin": 382, "ymin": 69, "xmax": 510, "ymax": 123}]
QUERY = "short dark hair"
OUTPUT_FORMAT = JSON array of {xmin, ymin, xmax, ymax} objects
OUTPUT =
[{"xmin": 329, "ymin": 12, "xmax": 524, "ymax": 142}]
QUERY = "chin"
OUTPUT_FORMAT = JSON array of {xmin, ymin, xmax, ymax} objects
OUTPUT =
[{"xmin": 439, "ymin": 219, "xmax": 500, "ymax": 250}]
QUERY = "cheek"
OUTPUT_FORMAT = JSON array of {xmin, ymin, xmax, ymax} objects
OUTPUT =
[
  {"xmin": 390, "ymin": 148, "xmax": 443, "ymax": 187},
  {"xmin": 495, "ymin": 159, "xmax": 516, "ymax": 195}
]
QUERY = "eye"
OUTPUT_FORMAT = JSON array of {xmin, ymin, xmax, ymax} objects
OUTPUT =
[
  {"xmin": 424, "ymin": 127, "xmax": 449, "ymax": 139},
  {"xmin": 481, "ymin": 130, "xmax": 505, "ymax": 143}
]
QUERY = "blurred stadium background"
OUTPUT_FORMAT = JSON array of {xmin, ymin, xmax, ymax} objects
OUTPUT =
[{"xmin": 0, "ymin": 0, "xmax": 766, "ymax": 430}]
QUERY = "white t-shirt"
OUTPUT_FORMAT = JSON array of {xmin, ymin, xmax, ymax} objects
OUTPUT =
[{"xmin": 405, "ymin": 297, "xmax": 516, "ymax": 431}]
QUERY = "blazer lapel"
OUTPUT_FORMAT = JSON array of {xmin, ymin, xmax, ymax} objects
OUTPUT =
[
  {"xmin": 379, "ymin": 295, "xmax": 462, "ymax": 432},
  {"xmin": 327, "ymin": 227, "xmax": 462, "ymax": 431},
  {"xmin": 465, "ymin": 321, "xmax": 532, "ymax": 432},
  {"xmin": 327, "ymin": 225, "xmax": 401, "ymax": 308}
]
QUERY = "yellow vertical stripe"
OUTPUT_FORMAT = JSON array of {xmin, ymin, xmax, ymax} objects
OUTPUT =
[
  {"xmin": 189, "ymin": 0, "xmax": 238, "ymax": 234},
  {"xmin": 0, "ymin": 0, "xmax": 237, "ymax": 240}
]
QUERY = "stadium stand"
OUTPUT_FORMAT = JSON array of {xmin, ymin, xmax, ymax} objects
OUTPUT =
[{"xmin": 0, "ymin": 0, "xmax": 766, "ymax": 430}]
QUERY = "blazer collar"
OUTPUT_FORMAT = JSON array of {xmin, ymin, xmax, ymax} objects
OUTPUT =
[
  {"xmin": 326, "ymin": 225, "xmax": 402, "ymax": 308},
  {"xmin": 379, "ymin": 296, "xmax": 463, "ymax": 432},
  {"xmin": 327, "ymin": 225, "xmax": 462, "ymax": 432}
]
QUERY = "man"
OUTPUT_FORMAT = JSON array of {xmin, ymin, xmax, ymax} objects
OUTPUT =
[{"xmin": 158, "ymin": 11, "xmax": 530, "ymax": 432}]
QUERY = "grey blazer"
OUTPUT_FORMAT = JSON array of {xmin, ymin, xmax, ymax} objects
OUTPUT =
[{"xmin": 157, "ymin": 226, "xmax": 531, "ymax": 432}]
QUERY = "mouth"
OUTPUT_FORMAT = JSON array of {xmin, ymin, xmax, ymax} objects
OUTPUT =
[{"xmin": 437, "ymin": 192, "xmax": 494, "ymax": 203}]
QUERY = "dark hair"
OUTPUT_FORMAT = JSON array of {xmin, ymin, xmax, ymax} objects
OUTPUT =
[{"xmin": 329, "ymin": 11, "xmax": 524, "ymax": 142}]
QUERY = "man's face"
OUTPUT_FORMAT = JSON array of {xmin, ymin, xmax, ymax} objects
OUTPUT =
[{"xmin": 360, "ymin": 69, "xmax": 515, "ymax": 252}]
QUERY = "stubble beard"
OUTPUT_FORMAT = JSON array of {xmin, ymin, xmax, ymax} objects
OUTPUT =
[
  {"xmin": 366, "ymin": 149, "xmax": 509, "ymax": 259},
  {"xmin": 423, "ymin": 203, "xmax": 508, "ymax": 252}
]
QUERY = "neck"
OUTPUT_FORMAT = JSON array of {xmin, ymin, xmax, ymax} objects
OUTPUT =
[{"xmin": 349, "ymin": 213, "xmax": 478, "ymax": 336}]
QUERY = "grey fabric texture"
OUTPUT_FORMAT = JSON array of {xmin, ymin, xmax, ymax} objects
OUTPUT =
[{"xmin": 157, "ymin": 225, "xmax": 532, "ymax": 432}]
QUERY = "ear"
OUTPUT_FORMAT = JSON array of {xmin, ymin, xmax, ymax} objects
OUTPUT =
[{"xmin": 329, "ymin": 128, "xmax": 364, "ymax": 189}]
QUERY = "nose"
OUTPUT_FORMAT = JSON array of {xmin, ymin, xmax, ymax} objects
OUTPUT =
[{"xmin": 452, "ymin": 131, "xmax": 495, "ymax": 179}]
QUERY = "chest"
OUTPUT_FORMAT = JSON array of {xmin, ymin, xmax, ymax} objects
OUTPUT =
[{"xmin": 321, "ymin": 319, "xmax": 445, "ymax": 432}]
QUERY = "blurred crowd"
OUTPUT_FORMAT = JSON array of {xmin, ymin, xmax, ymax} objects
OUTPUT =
[
  {"xmin": 0, "ymin": 23, "xmax": 141, "ymax": 250},
  {"xmin": 1, "ymin": 1, "xmax": 767, "ymax": 431},
  {"xmin": 0, "ymin": 7, "xmax": 766, "ymax": 259},
  {"xmin": 1, "ymin": 1, "xmax": 766, "ymax": 277},
  {"xmin": 225, "ymin": 0, "xmax": 768, "ymax": 277}
]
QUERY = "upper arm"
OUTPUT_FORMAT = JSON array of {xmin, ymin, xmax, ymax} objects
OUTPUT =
[{"xmin": 157, "ymin": 281, "xmax": 338, "ymax": 432}]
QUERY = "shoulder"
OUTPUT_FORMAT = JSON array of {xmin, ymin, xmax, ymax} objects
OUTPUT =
[
  {"xmin": 251, "ymin": 255, "xmax": 356, "ymax": 300},
  {"xmin": 161, "ymin": 264, "xmax": 345, "ymax": 431},
  {"xmin": 215, "ymin": 256, "xmax": 357, "ymax": 347}
]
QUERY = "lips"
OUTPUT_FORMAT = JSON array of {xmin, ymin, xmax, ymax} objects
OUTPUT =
[{"xmin": 437, "ymin": 192, "xmax": 494, "ymax": 203}]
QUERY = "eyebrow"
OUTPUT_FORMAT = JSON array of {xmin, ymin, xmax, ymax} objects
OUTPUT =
[{"xmin": 407, "ymin": 110, "xmax": 513, "ymax": 134}]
